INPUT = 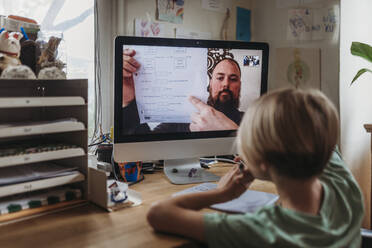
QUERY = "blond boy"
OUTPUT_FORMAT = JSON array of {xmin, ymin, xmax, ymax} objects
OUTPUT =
[{"xmin": 147, "ymin": 88, "xmax": 364, "ymax": 247}]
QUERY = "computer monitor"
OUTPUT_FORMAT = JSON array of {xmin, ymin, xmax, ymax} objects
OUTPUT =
[{"xmin": 114, "ymin": 36, "xmax": 268, "ymax": 184}]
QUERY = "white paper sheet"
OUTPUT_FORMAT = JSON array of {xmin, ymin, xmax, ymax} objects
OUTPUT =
[
  {"xmin": 201, "ymin": 0, "xmax": 231, "ymax": 13},
  {"xmin": 125, "ymin": 45, "xmax": 209, "ymax": 124},
  {"xmin": 174, "ymin": 183, "xmax": 279, "ymax": 213},
  {"xmin": 312, "ymin": 5, "xmax": 339, "ymax": 40},
  {"xmin": 276, "ymin": 0, "xmax": 324, "ymax": 8}
]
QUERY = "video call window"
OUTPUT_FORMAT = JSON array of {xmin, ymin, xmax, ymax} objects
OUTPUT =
[{"xmin": 121, "ymin": 45, "xmax": 263, "ymax": 135}]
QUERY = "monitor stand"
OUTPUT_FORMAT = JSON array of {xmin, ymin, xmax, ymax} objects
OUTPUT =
[{"xmin": 164, "ymin": 158, "xmax": 220, "ymax": 185}]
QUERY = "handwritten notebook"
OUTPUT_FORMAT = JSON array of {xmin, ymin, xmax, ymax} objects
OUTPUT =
[{"xmin": 174, "ymin": 183, "xmax": 279, "ymax": 214}]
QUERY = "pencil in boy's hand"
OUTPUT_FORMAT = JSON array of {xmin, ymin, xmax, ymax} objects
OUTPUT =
[{"xmin": 239, "ymin": 161, "xmax": 245, "ymax": 173}]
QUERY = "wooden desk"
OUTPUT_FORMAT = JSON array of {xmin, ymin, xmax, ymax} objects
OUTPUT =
[{"xmin": 0, "ymin": 165, "xmax": 276, "ymax": 248}]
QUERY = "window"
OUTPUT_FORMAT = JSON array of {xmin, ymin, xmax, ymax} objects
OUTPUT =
[{"xmin": 0, "ymin": 0, "xmax": 95, "ymax": 136}]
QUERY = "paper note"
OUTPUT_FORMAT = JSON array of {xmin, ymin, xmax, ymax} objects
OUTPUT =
[
  {"xmin": 134, "ymin": 18, "xmax": 164, "ymax": 37},
  {"xmin": 312, "ymin": 5, "xmax": 339, "ymax": 40},
  {"xmin": 175, "ymin": 28, "xmax": 211, "ymax": 40},
  {"xmin": 276, "ymin": 0, "xmax": 324, "ymax": 8},
  {"xmin": 124, "ymin": 45, "xmax": 209, "ymax": 123},
  {"xmin": 201, "ymin": 0, "xmax": 231, "ymax": 13},
  {"xmin": 287, "ymin": 8, "xmax": 313, "ymax": 41}
]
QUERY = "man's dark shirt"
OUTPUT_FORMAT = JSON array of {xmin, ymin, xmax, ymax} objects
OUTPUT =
[{"xmin": 122, "ymin": 100, "xmax": 243, "ymax": 135}]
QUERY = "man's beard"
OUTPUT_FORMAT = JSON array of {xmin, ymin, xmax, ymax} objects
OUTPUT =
[{"xmin": 207, "ymin": 89, "xmax": 240, "ymax": 114}]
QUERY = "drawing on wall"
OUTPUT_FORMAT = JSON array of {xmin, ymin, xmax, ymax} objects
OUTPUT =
[
  {"xmin": 135, "ymin": 18, "xmax": 164, "ymax": 37},
  {"xmin": 275, "ymin": 48, "xmax": 320, "ymax": 90},
  {"xmin": 312, "ymin": 5, "xmax": 339, "ymax": 40},
  {"xmin": 287, "ymin": 8, "xmax": 313, "ymax": 41},
  {"xmin": 157, "ymin": 0, "xmax": 184, "ymax": 24}
]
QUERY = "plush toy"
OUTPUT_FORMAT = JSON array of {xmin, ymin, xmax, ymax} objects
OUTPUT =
[
  {"xmin": 0, "ymin": 52, "xmax": 21, "ymax": 74},
  {"xmin": 0, "ymin": 31, "xmax": 23, "ymax": 58},
  {"xmin": 1, "ymin": 65, "xmax": 36, "ymax": 79},
  {"xmin": 38, "ymin": 66, "xmax": 66, "ymax": 79}
]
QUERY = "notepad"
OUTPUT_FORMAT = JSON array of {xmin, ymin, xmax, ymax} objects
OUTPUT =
[{"xmin": 174, "ymin": 183, "xmax": 279, "ymax": 214}]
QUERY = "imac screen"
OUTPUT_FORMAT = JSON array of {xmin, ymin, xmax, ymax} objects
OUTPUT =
[{"xmin": 116, "ymin": 38, "xmax": 268, "ymax": 142}]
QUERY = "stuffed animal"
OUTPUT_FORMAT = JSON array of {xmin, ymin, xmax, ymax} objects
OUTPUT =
[
  {"xmin": 38, "ymin": 66, "xmax": 66, "ymax": 79},
  {"xmin": 0, "ymin": 31, "xmax": 23, "ymax": 58},
  {"xmin": 1, "ymin": 65, "xmax": 36, "ymax": 79},
  {"xmin": 0, "ymin": 52, "xmax": 21, "ymax": 74}
]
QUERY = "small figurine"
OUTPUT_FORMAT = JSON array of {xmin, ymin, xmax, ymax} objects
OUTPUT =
[
  {"xmin": 38, "ymin": 36, "xmax": 65, "ymax": 70},
  {"xmin": 0, "ymin": 31, "xmax": 23, "ymax": 58},
  {"xmin": 0, "ymin": 30, "xmax": 23, "ymax": 74}
]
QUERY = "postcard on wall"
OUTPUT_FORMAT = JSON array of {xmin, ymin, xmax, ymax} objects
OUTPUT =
[
  {"xmin": 287, "ymin": 8, "xmax": 313, "ymax": 41},
  {"xmin": 157, "ymin": 0, "xmax": 184, "ymax": 24},
  {"xmin": 135, "ymin": 18, "xmax": 165, "ymax": 37},
  {"xmin": 275, "ymin": 48, "xmax": 321, "ymax": 90},
  {"xmin": 312, "ymin": 5, "xmax": 339, "ymax": 40},
  {"xmin": 175, "ymin": 28, "xmax": 211, "ymax": 39}
]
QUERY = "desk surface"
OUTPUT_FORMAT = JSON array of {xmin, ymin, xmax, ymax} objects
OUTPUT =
[{"xmin": 0, "ymin": 165, "xmax": 276, "ymax": 248}]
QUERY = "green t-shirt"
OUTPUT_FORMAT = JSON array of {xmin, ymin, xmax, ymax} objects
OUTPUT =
[{"xmin": 204, "ymin": 150, "xmax": 365, "ymax": 248}]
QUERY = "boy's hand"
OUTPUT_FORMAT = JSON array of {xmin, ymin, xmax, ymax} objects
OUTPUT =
[{"xmin": 217, "ymin": 162, "xmax": 254, "ymax": 201}]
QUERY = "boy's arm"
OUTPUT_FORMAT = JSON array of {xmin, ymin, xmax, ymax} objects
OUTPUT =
[
  {"xmin": 147, "ymin": 189, "xmax": 228, "ymax": 242},
  {"xmin": 147, "ymin": 165, "xmax": 254, "ymax": 242}
]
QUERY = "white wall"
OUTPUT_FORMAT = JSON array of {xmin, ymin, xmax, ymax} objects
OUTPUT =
[
  {"xmin": 122, "ymin": 0, "xmax": 251, "ymax": 40},
  {"xmin": 98, "ymin": 0, "xmax": 252, "ymax": 130},
  {"xmin": 251, "ymin": 0, "xmax": 340, "ymax": 110},
  {"xmin": 340, "ymin": 0, "xmax": 372, "ymax": 228}
]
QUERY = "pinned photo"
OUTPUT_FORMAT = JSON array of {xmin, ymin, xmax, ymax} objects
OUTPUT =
[{"xmin": 243, "ymin": 55, "xmax": 260, "ymax": 67}]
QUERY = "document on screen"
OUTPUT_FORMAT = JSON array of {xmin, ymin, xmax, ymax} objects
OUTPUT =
[{"xmin": 125, "ymin": 45, "xmax": 209, "ymax": 124}]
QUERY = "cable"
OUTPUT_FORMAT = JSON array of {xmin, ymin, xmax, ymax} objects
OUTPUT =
[{"xmin": 90, "ymin": 0, "xmax": 103, "ymax": 147}]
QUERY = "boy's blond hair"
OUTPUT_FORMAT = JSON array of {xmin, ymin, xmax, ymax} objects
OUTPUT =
[{"xmin": 237, "ymin": 88, "xmax": 339, "ymax": 179}]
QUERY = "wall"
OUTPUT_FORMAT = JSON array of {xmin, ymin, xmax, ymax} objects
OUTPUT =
[
  {"xmin": 251, "ymin": 0, "xmax": 340, "ymax": 110},
  {"xmin": 98, "ymin": 0, "xmax": 253, "ymax": 130},
  {"xmin": 340, "ymin": 0, "xmax": 372, "ymax": 228},
  {"xmin": 122, "ymin": 0, "xmax": 251, "ymax": 40}
]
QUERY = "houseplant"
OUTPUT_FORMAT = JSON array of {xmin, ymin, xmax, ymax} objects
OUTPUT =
[{"xmin": 351, "ymin": 42, "xmax": 372, "ymax": 84}]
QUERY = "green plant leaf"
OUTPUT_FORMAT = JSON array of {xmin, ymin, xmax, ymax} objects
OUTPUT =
[
  {"xmin": 351, "ymin": 68, "xmax": 372, "ymax": 85},
  {"xmin": 351, "ymin": 42, "xmax": 372, "ymax": 63}
]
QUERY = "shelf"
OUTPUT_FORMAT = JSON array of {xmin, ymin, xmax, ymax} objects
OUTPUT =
[
  {"xmin": 0, "ymin": 97, "xmax": 85, "ymax": 108},
  {"xmin": 0, "ymin": 120, "xmax": 85, "ymax": 138},
  {"xmin": 0, "ymin": 172, "xmax": 85, "ymax": 198},
  {"xmin": 0, "ymin": 147, "xmax": 85, "ymax": 168}
]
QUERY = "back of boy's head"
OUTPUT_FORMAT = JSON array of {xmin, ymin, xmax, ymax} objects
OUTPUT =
[{"xmin": 237, "ymin": 88, "xmax": 339, "ymax": 179}]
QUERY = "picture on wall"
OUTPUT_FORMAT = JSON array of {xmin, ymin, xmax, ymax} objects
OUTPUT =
[
  {"xmin": 135, "ymin": 18, "xmax": 165, "ymax": 37},
  {"xmin": 275, "ymin": 48, "xmax": 321, "ymax": 90},
  {"xmin": 157, "ymin": 0, "xmax": 184, "ymax": 24},
  {"xmin": 287, "ymin": 8, "xmax": 313, "ymax": 41}
]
